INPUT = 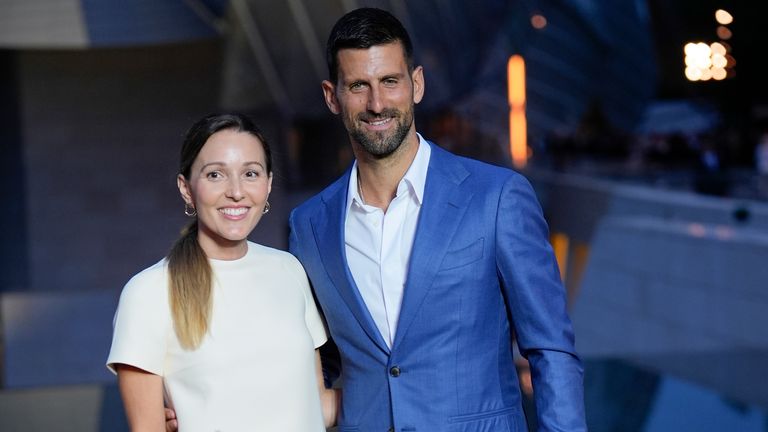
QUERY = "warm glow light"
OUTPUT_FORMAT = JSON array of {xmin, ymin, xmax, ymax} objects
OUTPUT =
[
  {"xmin": 712, "ymin": 53, "xmax": 727, "ymax": 68},
  {"xmin": 715, "ymin": 9, "xmax": 733, "ymax": 25},
  {"xmin": 690, "ymin": 43, "xmax": 712, "ymax": 69},
  {"xmin": 510, "ymin": 111, "xmax": 527, "ymax": 168},
  {"xmin": 710, "ymin": 42, "xmax": 726, "ymax": 56},
  {"xmin": 685, "ymin": 66, "xmax": 702, "ymax": 81},
  {"xmin": 507, "ymin": 55, "xmax": 527, "ymax": 169},
  {"xmin": 696, "ymin": 56, "xmax": 712, "ymax": 69},
  {"xmin": 717, "ymin": 25, "xmax": 733, "ymax": 40},
  {"xmin": 550, "ymin": 232, "xmax": 570, "ymax": 281},
  {"xmin": 531, "ymin": 14, "xmax": 547, "ymax": 29},
  {"xmin": 712, "ymin": 67, "xmax": 727, "ymax": 80},
  {"xmin": 508, "ymin": 55, "xmax": 526, "ymax": 107},
  {"xmin": 714, "ymin": 226, "xmax": 734, "ymax": 240},
  {"xmin": 688, "ymin": 223, "xmax": 707, "ymax": 237},
  {"xmin": 684, "ymin": 40, "xmax": 731, "ymax": 82}
]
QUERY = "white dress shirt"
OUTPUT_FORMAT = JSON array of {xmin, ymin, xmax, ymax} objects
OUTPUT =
[{"xmin": 345, "ymin": 135, "xmax": 431, "ymax": 347}]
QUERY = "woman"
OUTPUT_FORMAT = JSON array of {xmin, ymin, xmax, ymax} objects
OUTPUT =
[{"xmin": 107, "ymin": 113, "xmax": 338, "ymax": 431}]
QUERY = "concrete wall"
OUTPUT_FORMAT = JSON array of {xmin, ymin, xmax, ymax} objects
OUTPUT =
[
  {"xmin": 16, "ymin": 39, "xmax": 292, "ymax": 295},
  {"xmin": 528, "ymin": 170, "xmax": 768, "ymax": 409}
]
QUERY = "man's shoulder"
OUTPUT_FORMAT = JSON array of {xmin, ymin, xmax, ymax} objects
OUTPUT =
[
  {"xmin": 429, "ymin": 141, "xmax": 520, "ymax": 185},
  {"xmin": 290, "ymin": 172, "xmax": 349, "ymax": 220}
]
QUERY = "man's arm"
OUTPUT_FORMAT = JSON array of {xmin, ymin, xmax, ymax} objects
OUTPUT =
[
  {"xmin": 315, "ymin": 350, "xmax": 341, "ymax": 427},
  {"xmin": 163, "ymin": 408, "xmax": 177, "ymax": 432},
  {"xmin": 289, "ymin": 210, "xmax": 342, "ymax": 387},
  {"xmin": 495, "ymin": 174, "xmax": 586, "ymax": 431},
  {"xmin": 116, "ymin": 364, "xmax": 166, "ymax": 432}
]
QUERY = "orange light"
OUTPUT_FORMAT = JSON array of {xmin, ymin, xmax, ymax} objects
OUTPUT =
[
  {"xmin": 508, "ymin": 55, "xmax": 526, "ymax": 108},
  {"xmin": 531, "ymin": 14, "xmax": 547, "ymax": 29},
  {"xmin": 507, "ymin": 55, "xmax": 527, "ymax": 168},
  {"xmin": 510, "ymin": 111, "xmax": 527, "ymax": 168},
  {"xmin": 717, "ymin": 25, "xmax": 732, "ymax": 40},
  {"xmin": 550, "ymin": 232, "xmax": 570, "ymax": 282}
]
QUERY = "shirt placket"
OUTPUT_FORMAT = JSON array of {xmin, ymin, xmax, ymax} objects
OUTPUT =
[{"xmin": 379, "ymin": 194, "xmax": 408, "ymax": 347}]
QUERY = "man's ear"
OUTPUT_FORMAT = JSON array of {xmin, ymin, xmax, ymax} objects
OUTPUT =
[
  {"xmin": 321, "ymin": 80, "xmax": 341, "ymax": 114},
  {"xmin": 412, "ymin": 65, "xmax": 425, "ymax": 105}
]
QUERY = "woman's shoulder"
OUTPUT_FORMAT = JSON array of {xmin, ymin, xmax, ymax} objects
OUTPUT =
[
  {"xmin": 120, "ymin": 258, "xmax": 169, "ymax": 301},
  {"xmin": 245, "ymin": 242, "xmax": 305, "ymax": 274},
  {"xmin": 247, "ymin": 241, "xmax": 300, "ymax": 262}
]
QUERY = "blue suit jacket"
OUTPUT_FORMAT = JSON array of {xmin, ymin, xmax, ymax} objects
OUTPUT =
[{"xmin": 289, "ymin": 142, "xmax": 586, "ymax": 431}]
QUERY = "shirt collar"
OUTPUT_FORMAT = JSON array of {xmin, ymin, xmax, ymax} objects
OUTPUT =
[{"xmin": 347, "ymin": 133, "xmax": 431, "ymax": 211}]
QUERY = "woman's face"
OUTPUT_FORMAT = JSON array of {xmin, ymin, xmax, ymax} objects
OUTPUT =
[{"xmin": 178, "ymin": 129, "xmax": 272, "ymax": 260}]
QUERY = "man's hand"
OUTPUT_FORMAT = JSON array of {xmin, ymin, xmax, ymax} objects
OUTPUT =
[{"xmin": 164, "ymin": 407, "xmax": 178, "ymax": 432}]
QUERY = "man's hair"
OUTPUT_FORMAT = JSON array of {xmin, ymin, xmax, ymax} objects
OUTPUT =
[{"xmin": 326, "ymin": 7, "xmax": 414, "ymax": 83}]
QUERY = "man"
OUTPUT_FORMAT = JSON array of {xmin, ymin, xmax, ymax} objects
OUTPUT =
[
  {"xmin": 289, "ymin": 7, "xmax": 585, "ymax": 431},
  {"xmin": 166, "ymin": 7, "xmax": 585, "ymax": 432}
]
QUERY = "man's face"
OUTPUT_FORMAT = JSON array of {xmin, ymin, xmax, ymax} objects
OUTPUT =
[{"xmin": 322, "ymin": 42, "xmax": 424, "ymax": 158}]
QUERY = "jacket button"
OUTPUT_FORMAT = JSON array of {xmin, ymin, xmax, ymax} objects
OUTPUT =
[
  {"xmin": 388, "ymin": 428, "xmax": 394, "ymax": 432},
  {"xmin": 389, "ymin": 366, "xmax": 401, "ymax": 377}
]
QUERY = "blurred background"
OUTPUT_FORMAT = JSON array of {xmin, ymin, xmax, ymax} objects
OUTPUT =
[{"xmin": 1, "ymin": 0, "xmax": 767, "ymax": 430}]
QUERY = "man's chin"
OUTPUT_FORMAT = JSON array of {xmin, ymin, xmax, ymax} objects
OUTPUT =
[{"xmin": 360, "ymin": 139, "xmax": 401, "ymax": 158}]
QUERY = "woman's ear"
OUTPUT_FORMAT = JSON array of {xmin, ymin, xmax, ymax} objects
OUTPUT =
[{"xmin": 177, "ymin": 174, "xmax": 193, "ymax": 205}]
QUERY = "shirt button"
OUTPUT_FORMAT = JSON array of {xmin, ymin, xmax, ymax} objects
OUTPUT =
[{"xmin": 390, "ymin": 366, "xmax": 401, "ymax": 377}]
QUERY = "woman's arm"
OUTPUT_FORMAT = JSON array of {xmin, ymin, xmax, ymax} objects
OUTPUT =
[
  {"xmin": 315, "ymin": 350, "xmax": 340, "ymax": 428},
  {"xmin": 116, "ymin": 364, "xmax": 166, "ymax": 432}
]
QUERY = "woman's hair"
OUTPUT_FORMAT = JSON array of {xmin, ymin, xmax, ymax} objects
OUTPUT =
[{"xmin": 168, "ymin": 113, "xmax": 272, "ymax": 349}]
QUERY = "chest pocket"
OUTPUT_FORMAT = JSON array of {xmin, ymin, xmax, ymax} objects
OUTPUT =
[{"xmin": 439, "ymin": 238, "xmax": 484, "ymax": 270}]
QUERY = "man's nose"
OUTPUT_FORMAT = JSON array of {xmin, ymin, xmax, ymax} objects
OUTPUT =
[{"xmin": 366, "ymin": 87, "xmax": 384, "ymax": 113}]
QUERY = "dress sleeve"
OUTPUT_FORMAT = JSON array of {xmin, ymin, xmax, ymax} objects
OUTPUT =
[
  {"xmin": 287, "ymin": 255, "xmax": 328, "ymax": 349},
  {"xmin": 106, "ymin": 264, "xmax": 170, "ymax": 376}
]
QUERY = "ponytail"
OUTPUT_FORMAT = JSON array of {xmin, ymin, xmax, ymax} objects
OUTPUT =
[
  {"xmin": 167, "ymin": 112, "xmax": 270, "ymax": 349},
  {"xmin": 167, "ymin": 222, "xmax": 212, "ymax": 350}
]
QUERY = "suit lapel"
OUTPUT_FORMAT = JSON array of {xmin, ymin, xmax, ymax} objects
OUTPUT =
[
  {"xmin": 311, "ymin": 171, "xmax": 390, "ymax": 354},
  {"xmin": 393, "ymin": 143, "xmax": 473, "ymax": 349}
]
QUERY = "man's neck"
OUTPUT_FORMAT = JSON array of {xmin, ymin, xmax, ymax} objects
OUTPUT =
[{"xmin": 354, "ymin": 131, "xmax": 419, "ymax": 212}]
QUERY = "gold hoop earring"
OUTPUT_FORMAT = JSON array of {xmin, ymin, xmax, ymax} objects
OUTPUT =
[
  {"xmin": 263, "ymin": 201, "xmax": 271, "ymax": 214},
  {"xmin": 184, "ymin": 203, "xmax": 197, "ymax": 217}
]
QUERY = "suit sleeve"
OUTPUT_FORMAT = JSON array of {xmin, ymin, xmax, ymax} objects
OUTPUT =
[
  {"xmin": 288, "ymin": 210, "xmax": 342, "ymax": 388},
  {"xmin": 495, "ymin": 174, "xmax": 586, "ymax": 431}
]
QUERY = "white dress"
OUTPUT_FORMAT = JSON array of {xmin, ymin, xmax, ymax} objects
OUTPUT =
[{"xmin": 107, "ymin": 242, "xmax": 327, "ymax": 432}]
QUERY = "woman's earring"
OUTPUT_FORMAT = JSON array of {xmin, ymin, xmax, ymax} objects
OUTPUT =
[
  {"xmin": 184, "ymin": 202, "xmax": 197, "ymax": 217},
  {"xmin": 263, "ymin": 201, "xmax": 271, "ymax": 214}
]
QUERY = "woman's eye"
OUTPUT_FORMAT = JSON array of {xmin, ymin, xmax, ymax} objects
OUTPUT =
[
  {"xmin": 245, "ymin": 170, "xmax": 261, "ymax": 178},
  {"xmin": 206, "ymin": 171, "xmax": 222, "ymax": 179}
]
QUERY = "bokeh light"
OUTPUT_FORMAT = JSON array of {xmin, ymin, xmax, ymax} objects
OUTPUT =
[
  {"xmin": 531, "ymin": 14, "xmax": 547, "ymax": 29},
  {"xmin": 715, "ymin": 9, "xmax": 733, "ymax": 25}
]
